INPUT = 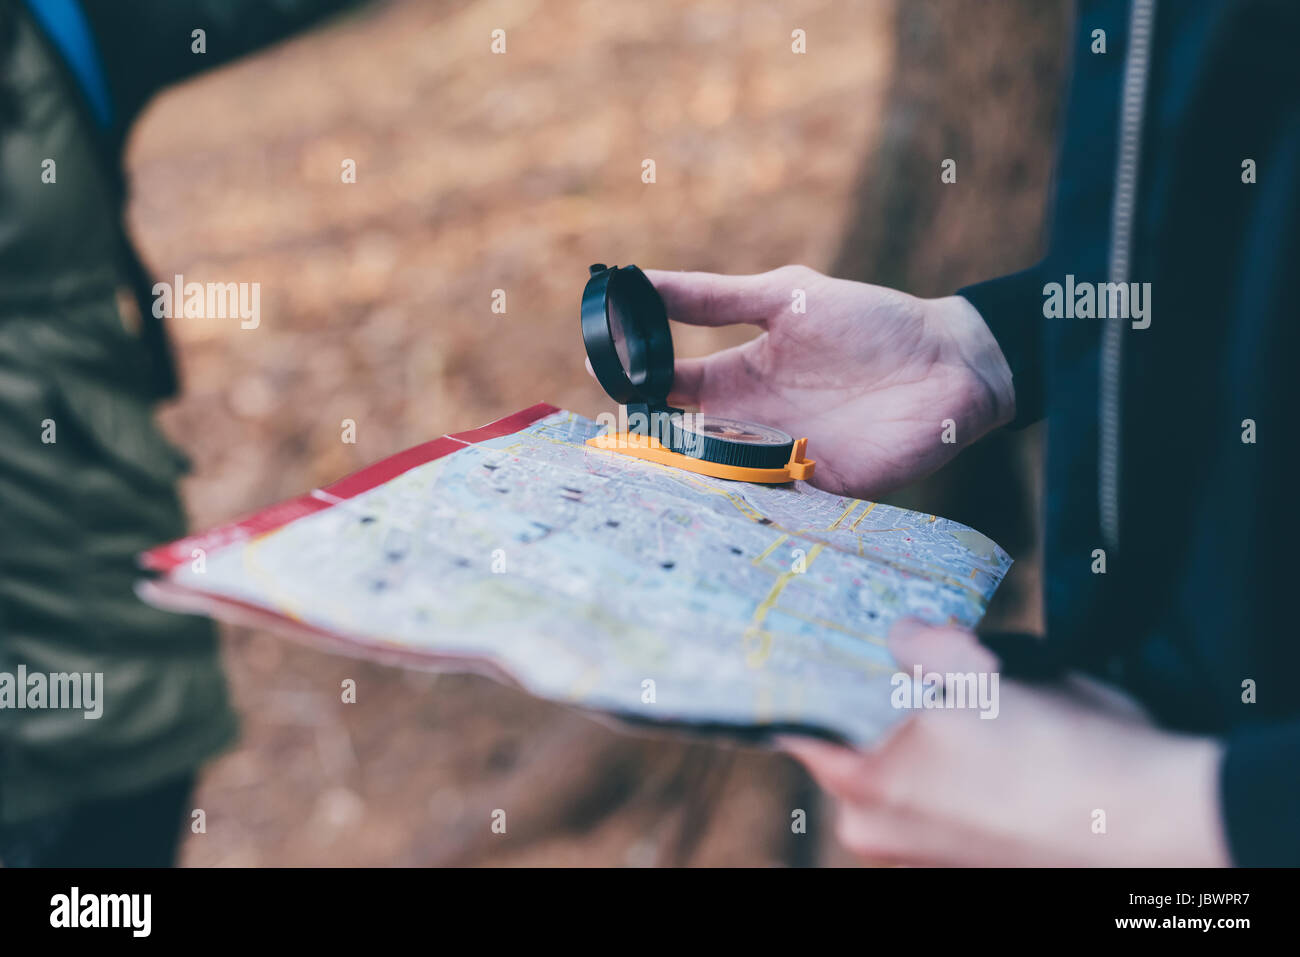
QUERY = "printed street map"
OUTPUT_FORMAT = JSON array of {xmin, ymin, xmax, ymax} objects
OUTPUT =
[{"xmin": 140, "ymin": 405, "xmax": 1012, "ymax": 745}]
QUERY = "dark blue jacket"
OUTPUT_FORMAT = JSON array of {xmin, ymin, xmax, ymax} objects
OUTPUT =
[{"xmin": 961, "ymin": 0, "xmax": 1300, "ymax": 866}]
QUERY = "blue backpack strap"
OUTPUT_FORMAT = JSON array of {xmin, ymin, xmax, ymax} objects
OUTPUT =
[{"xmin": 21, "ymin": 0, "xmax": 113, "ymax": 128}]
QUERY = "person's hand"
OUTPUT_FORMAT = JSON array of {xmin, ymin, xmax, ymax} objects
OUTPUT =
[
  {"xmin": 643, "ymin": 266, "xmax": 1016, "ymax": 497},
  {"xmin": 780, "ymin": 621, "xmax": 1231, "ymax": 866}
]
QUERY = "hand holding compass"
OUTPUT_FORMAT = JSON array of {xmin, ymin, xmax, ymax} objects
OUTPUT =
[
  {"xmin": 581, "ymin": 263, "xmax": 814, "ymax": 483},
  {"xmin": 600, "ymin": 265, "xmax": 1017, "ymax": 497}
]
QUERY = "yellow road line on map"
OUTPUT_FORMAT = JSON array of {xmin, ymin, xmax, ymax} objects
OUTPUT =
[
  {"xmin": 244, "ymin": 522, "xmax": 393, "ymax": 633},
  {"xmin": 588, "ymin": 438, "xmax": 990, "ymax": 605},
  {"xmin": 742, "ymin": 543, "xmax": 825, "ymax": 667},
  {"xmin": 752, "ymin": 534, "xmax": 789, "ymax": 566},
  {"xmin": 850, "ymin": 657, "xmax": 896, "ymax": 674},
  {"xmin": 662, "ymin": 465, "xmax": 770, "ymax": 523},
  {"xmin": 755, "ymin": 680, "xmax": 815, "ymax": 725},
  {"xmin": 243, "ymin": 528, "xmax": 308, "ymax": 624},
  {"xmin": 850, "ymin": 502, "xmax": 877, "ymax": 530},
  {"xmin": 585, "ymin": 443, "xmax": 774, "ymax": 524},
  {"xmin": 744, "ymin": 629, "xmax": 775, "ymax": 668},
  {"xmin": 695, "ymin": 482, "xmax": 766, "ymax": 523},
  {"xmin": 864, "ymin": 551, "xmax": 987, "ymax": 603},
  {"xmin": 530, "ymin": 432, "xmax": 591, "ymax": 451},
  {"xmin": 775, "ymin": 607, "xmax": 887, "ymax": 646},
  {"xmin": 829, "ymin": 500, "xmax": 861, "ymax": 530}
]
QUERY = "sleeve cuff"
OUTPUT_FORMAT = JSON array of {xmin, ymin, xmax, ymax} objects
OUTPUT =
[
  {"xmin": 958, "ymin": 265, "xmax": 1048, "ymax": 429},
  {"xmin": 1221, "ymin": 719, "xmax": 1300, "ymax": 866}
]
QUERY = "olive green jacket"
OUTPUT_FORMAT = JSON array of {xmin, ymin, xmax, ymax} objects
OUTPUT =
[{"xmin": 0, "ymin": 0, "xmax": 356, "ymax": 825}]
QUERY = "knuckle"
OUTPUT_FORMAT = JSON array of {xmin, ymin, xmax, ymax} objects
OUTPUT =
[{"xmin": 773, "ymin": 263, "xmax": 815, "ymax": 284}]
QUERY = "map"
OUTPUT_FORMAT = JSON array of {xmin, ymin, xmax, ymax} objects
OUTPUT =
[{"xmin": 140, "ymin": 404, "xmax": 1012, "ymax": 746}]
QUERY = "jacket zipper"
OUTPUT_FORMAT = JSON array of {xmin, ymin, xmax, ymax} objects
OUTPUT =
[{"xmin": 1099, "ymin": 0, "xmax": 1156, "ymax": 552}]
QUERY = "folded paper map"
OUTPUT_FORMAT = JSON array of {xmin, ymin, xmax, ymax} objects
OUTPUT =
[{"xmin": 139, "ymin": 404, "xmax": 1012, "ymax": 745}]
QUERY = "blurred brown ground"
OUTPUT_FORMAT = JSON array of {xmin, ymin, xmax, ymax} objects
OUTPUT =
[{"xmin": 124, "ymin": 0, "xmax": 1065, "ymax": 866}]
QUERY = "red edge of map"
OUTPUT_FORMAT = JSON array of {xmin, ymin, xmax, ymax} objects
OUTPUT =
[
  {"xmin": 135, "ymin": 402, "xmax": 561, "ymax": 681},
  {"xmin": 139, "ymin": 402, "xmax": 559, "ymax": 574}
]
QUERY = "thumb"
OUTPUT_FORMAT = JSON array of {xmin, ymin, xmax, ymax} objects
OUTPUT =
[
  {"xmin": 666, "ymin": 356, "xmax": 709, "ymax": 408},
  {"xmin": 666, "ymin": 343, "xmax": 753, "ymax": 409},
  {"xmin": 887, "ymin": 618, "xmax": 1000, "ymax": 677}
]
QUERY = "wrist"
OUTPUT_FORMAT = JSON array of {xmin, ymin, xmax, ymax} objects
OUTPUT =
[
  {"xmin": 926, "ymin": 295, "xmax": 1017, "ymax": 431},
  {"xmin": 1115, "ymin": 734, "xmax": 1231, "ymax": 866}
]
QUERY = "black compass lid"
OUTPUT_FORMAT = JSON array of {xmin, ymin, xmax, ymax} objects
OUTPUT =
[
  {"xmin": 580, "ymin": 264, "xmax": 674, "ymax": 408},
  {"xmin": 580, "ymin": 263, "xmax": 799, "ymax": 472}
]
